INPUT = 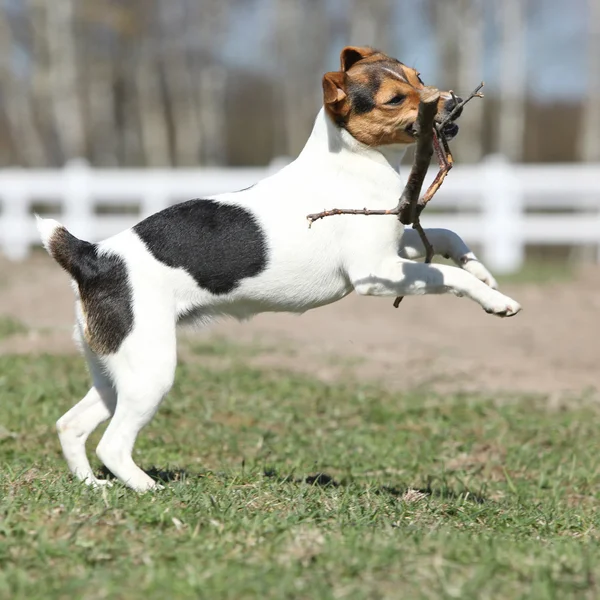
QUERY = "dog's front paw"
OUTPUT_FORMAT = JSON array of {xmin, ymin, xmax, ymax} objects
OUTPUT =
[
  {"xmin": 482, "ymin": 291, "xmax": 521, "ymax": 317},
  {"xmin": 461, "ymin": 255, "xmax": 498, "ymax": 289}
]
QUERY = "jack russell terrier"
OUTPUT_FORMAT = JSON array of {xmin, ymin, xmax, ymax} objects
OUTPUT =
[{"xmin": 37, "ymin": 46, "xmax": 522, "ymax": 492}]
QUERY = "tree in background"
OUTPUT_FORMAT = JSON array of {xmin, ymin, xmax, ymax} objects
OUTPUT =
[
  {"xmin": 579, "ymin": 0, "xmax": 600, "ymax": 162},
  {"xmin": 427, "ymin": 0, "xmax": 485, "ymax": 163},
  {"xmin": 0, "ymin": 0, "xmax": 591, "ymax": 167},
  {"xmin": 496, "ymin": 0, "xmax": 527, "ymax": 162}
]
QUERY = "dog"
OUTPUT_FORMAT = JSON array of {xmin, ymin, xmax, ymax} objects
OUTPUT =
[{"xmin": 37, "ymin": 46, "xmax": 521, "ymax": 492}]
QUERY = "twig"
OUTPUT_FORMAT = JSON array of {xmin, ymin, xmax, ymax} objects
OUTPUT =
[
  {"xmin": 450, "ymin": 90, "xmax": 459, "ymax": 109},
  {"xmin": 307, "ymin": 207, "xmax": 396, "ymax": 228},
  {"xmin": 411, "ymin": 83, "xmax": 484, "ymax": 220},
  {"xmin": 417, "ymin": 130, "xmax": 454, "ymax": 212},
  {"xmin": 437, "ymin": 81, "xmax": 484, "ymax": 131}
]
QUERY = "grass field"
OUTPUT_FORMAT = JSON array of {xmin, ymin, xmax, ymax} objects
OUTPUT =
[{"xmin": 1, "ymin": 348, "xmax": 600, "ymax": 599}]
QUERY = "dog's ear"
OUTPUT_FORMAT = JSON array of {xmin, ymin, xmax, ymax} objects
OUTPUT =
[
  {"xmin": 323, "ymin": 72, "xmax": 346, "ymax": 104},
  {"xmin": 322, "ymin": 71, "xmax": 350, "ymax": 118},
  {"xmin": 340, "ymin": 46, "xmax": 377, "ymax": 72}
]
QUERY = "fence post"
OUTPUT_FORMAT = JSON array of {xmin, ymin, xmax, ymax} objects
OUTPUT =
[
  {"xmin": 0, "ymin": 172, "xmax": 30, "ymax": 260},
  {"xmin": 481, "ymin": 154, "xmax": 524, "ymax": 274},
  {"xmin": 62, "ymin": 158, "xmax": 94, "ymax": 241}
]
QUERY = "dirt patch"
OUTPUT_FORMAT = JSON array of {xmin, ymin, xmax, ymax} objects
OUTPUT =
[{"xmin": 1, "ymin": 252, "xmax": 599, "ymax": 397}]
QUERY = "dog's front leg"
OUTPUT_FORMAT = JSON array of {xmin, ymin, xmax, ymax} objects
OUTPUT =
[
  {"xmin": 399, "ymin": 228, "xmax": 498, "ymax": 289},
  {"xmin": 351, "ymin": 257, "xmax": 520, "ymax": 317}
]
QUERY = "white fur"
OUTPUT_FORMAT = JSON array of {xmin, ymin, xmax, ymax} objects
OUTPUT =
[
  {"xmin": 35, "ymin": 215, "xmax": 62, "ymax": 254},
  {"xmin": 39, "ymin": 107, "xmax": 520, "ymax": 492}
]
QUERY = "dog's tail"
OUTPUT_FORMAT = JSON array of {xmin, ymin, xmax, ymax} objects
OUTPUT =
[{"xmin": 36, "ymin": 215, "xmax": 95, "ymax": 283}]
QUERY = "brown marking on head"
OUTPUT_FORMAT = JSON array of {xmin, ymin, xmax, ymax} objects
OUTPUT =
[{"xmin": 323, "ymin": 46, "xmax": 461, "ymax": 147}]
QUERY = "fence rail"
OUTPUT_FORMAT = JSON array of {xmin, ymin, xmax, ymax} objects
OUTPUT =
[{"xmin": 1, "ymin": 155, "xmax": 600, "ymax": 273}]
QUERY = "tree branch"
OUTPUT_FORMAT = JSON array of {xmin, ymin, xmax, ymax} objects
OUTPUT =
[{"xmin": 396, "ymin": 87, "xmax": 441, "ymax": 225}]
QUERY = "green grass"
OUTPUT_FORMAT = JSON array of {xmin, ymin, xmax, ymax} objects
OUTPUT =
[
  {"xmin": 0, "ymin": 316, "xmax": 28, "ymax": 340},
  {"xmin": 431, "ymin": 256, "xmax": 575, "ymax": 286},
  {"xmin": 495, "ymin": 259, "xmax": 574, "ymax": 286},
  {"xmin": 1, "ymin": 352, "xmax": 599, "ymax": 599}
]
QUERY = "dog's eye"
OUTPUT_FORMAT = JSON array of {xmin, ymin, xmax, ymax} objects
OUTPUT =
[
  {"xmin": 416, "ymin": 73, "xmax": 424, "ymax": 84},
  {"xmin": 385, "ymin": 94, "xmax": 405, "ymax": 106}
]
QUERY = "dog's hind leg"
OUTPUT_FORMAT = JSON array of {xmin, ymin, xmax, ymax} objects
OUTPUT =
[
  {"xmin": 96, "ymin": 313, "xmax": 177, "ymax": 492},
  {"xmin": 57, "ymin": 339, "xmax": 117, "ymax": 486}
]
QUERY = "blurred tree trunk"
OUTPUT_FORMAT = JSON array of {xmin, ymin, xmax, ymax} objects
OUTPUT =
[
  {"xmin": 427, "ymin": 0, "xmax": 461, "ymax": 91},
  {"xmin": 158, "ymin": 2, "xmax": 202, "ymax": 166},
  {"xmin": 198, "ymin": 65, "xmax": 228, "ymax": 165},
  {"xmin": 114, "ymin": 40, "xmax": 145, "ymax": 166},
  {"xmin": 579, "ymin": 0, "xmax": 600, "ymax": 161},
  {"xmin": 192, "ymin": 0, "xmax": 230, "ymax": 165},
  {"xmin": 349, "ymin": 0, "xmax": 392, "ymax": 49},
  {"xmin": 497, "ymin": 0, "xmax": 526, "ymax": 161},
  {"xmin": 77, "ymin": 2, "xmax": 121, "ymax": 167},
  {"xmin": 83, "ymin": 46, "xmax": 119, "ymax": 166},
  {"xmin": 427, "ymin": 0, "xmax": 485, "ymax": 163},
  {"xmin": 273, "ymin": 0, "xmax": 335, "ymax": 157},
  {"xmin": 26, "ymin": 0, "xmax": 59, "ymax": 165},
  {"xmin": 136, "ymin": 46, "xmax": 171, "ymax": 167},
  {"xmin": 273, "ymin": 0, "xmax": 308, "ymax": 157},
  {"xmin": 45, "ymin": 0, "xmax": 86, "ymax": 161},
  {"xmin": 0, "ymin": 8, "xmax": 46, "ymax": 166},
  {"xmin": 454, "ymin": 0, "xmax": 484, "ymax": 163}
]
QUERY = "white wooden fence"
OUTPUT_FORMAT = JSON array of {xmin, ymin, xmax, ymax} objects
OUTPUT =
[{"xmin": 1, "ymin": 155, "xmax": 600, "ymax": 273}]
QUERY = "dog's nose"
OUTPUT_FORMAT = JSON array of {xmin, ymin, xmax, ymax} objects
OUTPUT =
[{"xmin": 444, "ymin": 96, "xmax": 463, "ymax": 117}]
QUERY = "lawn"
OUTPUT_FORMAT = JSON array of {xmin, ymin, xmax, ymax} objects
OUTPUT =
[{"xmin": 0, "ymin": 349, "xmax": 599, "ymax": 599}]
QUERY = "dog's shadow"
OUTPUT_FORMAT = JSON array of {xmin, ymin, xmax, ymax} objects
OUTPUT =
[
  {"xmin": 97, "ymin": 465, "xmax": 189, "ymax": 484},
  {"xmin": 263, "ymin": 469, "xmax": 486, "ymax": 504},
  {"xmin": 97, "ymin": 466, "xmax": 486, "ymax": 503}
]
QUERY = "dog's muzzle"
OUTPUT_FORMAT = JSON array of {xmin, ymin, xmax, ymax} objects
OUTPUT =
[
  {"xmin": 439, "ymin": 96, "xmax": 463, "ymax": 140},
  {"xmin": 441, "ymin": 122, "xmax": 459, "ymax": 139},
  {"xmin": 405, "ymin": 95, "xmax": 463, "ymax": 140}
]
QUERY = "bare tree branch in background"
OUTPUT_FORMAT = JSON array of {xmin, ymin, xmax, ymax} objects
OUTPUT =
[
  {"xmin": 497, "ymin": 0, "xmax": 526, "ymax": 161},
  {"xmin": 579, "ymin": 0, "xmax": 600, "ymax": 161}
]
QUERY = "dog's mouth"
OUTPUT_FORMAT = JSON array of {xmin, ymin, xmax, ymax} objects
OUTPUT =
[{"xmin": 404, "ymin": 121, "xmax": 460, "ymax": 141}]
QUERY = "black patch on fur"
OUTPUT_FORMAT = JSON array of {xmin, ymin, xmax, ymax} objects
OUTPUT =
[
  {"xmin": 49, "ymin": 227, "xmax": 134, "ymax": 355},
  {"xmin": 348, "ymin": 77, "xmax": 379, "ymax": 114},
  {"xmin": 133, "ymin": 199, "xmax": 268, "ymax": 295},
  {"xmin": 347, "ymin": 68, "xmax": 386, "ymax": 115}
]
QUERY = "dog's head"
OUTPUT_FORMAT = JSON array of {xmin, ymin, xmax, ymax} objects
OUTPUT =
[{"xmin": 323, "ymin": 46, "xmax": 462, "ymax": 148}]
